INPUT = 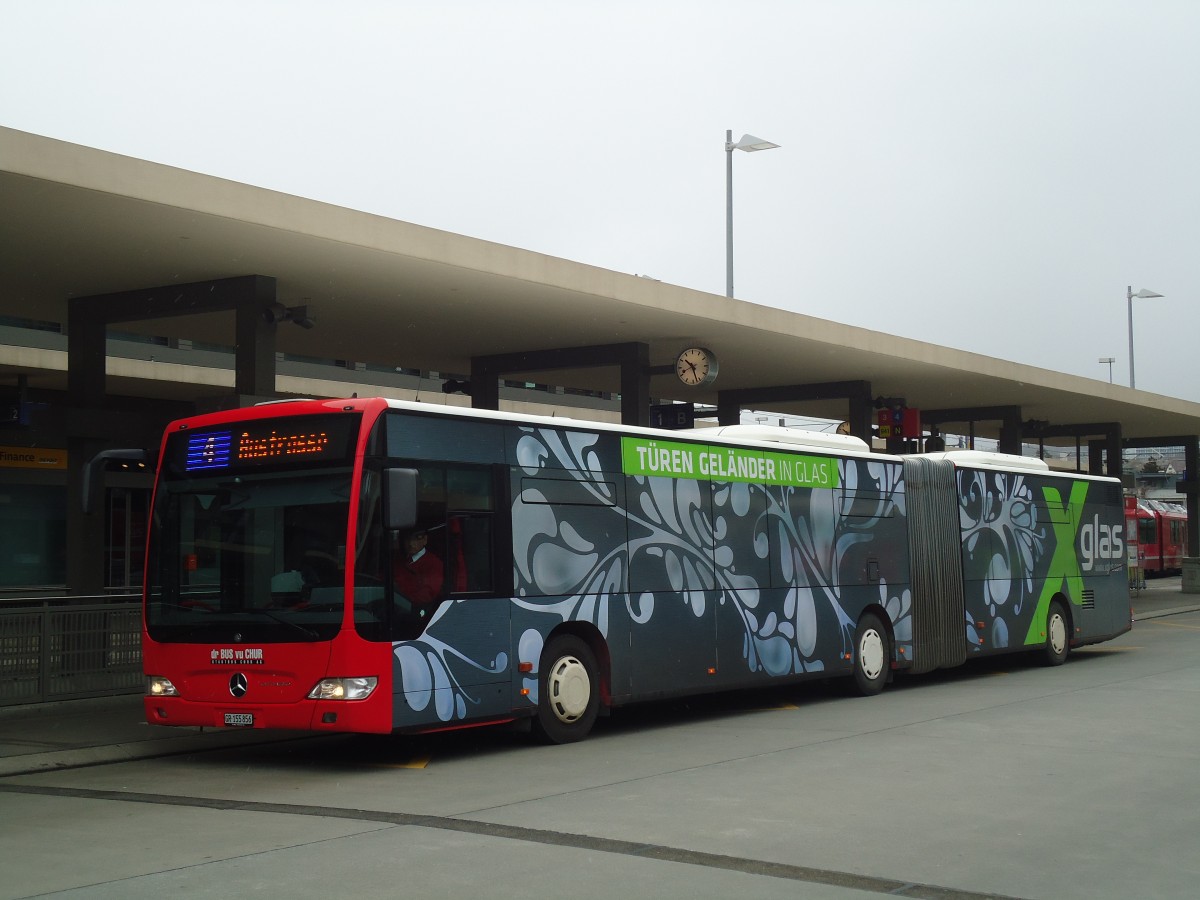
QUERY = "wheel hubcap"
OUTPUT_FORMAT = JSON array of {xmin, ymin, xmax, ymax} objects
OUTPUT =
[
  {"xmin": 548, "ymin": 655, "xmax": 590, "ymax": 723},
  {"xmin": 859, "ymin": 629, "xmax": 885, "ymax": 680},
  {"xmin": 1049, "ymin": 612, "xmax": 1067, "ymax": 655}
]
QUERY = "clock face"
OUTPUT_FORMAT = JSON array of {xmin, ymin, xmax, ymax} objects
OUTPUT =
[{"xmin": 676, "ymin": 347, "xmax": 718, "ymax": 386}]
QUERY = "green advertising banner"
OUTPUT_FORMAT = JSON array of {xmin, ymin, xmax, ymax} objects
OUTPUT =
[{"xmin": 621, "ymin": 436, "xmax": 838, "ymax": 489}]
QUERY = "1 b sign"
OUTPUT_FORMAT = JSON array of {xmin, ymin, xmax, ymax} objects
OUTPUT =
[{"xmin": 650, "ymin": 404, "xmax": 695, "ymax": 430}]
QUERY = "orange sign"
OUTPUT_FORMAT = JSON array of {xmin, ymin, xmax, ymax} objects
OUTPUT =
[{"xmin": 0, "ymin": 446, "xmax": 67, "ymax": 469}]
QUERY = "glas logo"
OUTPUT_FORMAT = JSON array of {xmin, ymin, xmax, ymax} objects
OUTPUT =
[
  {"xmin": 1079, "ymin": 516, "xmax": 1124, "ymax": 572},
  {"xmin": 1039, "ymin": 482, "xmax": 1126, "ymax": 577},
  {"xmin": 1024, "ymin": 481, "xmax": 1118, "ymax": 647}
]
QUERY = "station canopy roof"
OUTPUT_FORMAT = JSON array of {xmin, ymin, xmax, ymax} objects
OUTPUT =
[{"xmin": 3, "ymin": 125, "xmax": 1200, "ymax": 443}]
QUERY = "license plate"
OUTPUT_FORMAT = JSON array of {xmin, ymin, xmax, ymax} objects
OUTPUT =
[{"xmin": 223, "ymin": 712, "xmax": 254, "ymax": 727}]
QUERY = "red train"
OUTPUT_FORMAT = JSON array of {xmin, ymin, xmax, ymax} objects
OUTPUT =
[{"xmin": 1135, "ymin": 499, "xmax": 1189, "ymax": 576}]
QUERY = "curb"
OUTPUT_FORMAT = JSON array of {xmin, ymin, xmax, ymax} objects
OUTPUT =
[
  {"xmin": 1133, "ymin": 604, "xmax": 1200, "ymax": 621},
  {"xmin": 0, "ymin": 729, "xmax": 313, "ymax": 778}
]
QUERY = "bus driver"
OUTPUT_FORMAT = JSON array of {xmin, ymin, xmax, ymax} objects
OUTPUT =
[{"xmin": 393, "ymin": 527, "xmax": 444, "ymax": 610}]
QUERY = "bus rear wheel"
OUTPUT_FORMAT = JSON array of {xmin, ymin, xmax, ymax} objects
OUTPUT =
[
  {"xmin": 852, "ymin": 612, "xmax": 890, "ymax": 696},
  {"xmin": 534, "ymin": 635, "xmax": 600, "ymax": 744},
  {"xmin": 1042, "ymin": 600, "xmax": 1070, "ymax": 666}
]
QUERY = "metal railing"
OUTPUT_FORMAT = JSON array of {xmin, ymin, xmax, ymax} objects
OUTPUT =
[{"xmin": 0, "ymin": 594, "xmax": 142, "ymax": 707}]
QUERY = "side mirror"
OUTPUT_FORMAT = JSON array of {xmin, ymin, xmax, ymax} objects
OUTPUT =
[
  {"xmin": 384, "ymin": 468, "xmax": 418, "ymax": 531},
  {"xmin": 83, "ymin": 449, "xmax": 149, "ymax": 514}
]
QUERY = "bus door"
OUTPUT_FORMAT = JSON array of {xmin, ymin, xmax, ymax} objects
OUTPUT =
[
  {"xmin": 710, "ymin": 479, "xmax": 778, "ymax": 687},
  {"xmin": 386, "ymin": 463, "xmax": 510, "ymax": 728},
  {"xmin": 1082, "ymin": 486, "xmax": 1134, "ymax": 636},
  {"xmin": 625, "ymin": 474, "xmax": 718, "ymax": 697}
]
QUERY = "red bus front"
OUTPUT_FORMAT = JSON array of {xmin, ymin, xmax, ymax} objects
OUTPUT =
[{"xmin": 141, "ymin": 399, "xmax": 397, "ymax": 734}]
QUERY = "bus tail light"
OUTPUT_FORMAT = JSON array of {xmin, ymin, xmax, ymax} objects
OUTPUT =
[
  {"xmin": 307, "ymin": 677, "xmax": 378, "ymax": 701},
  {"xmin": 146, "ymin": 676, "xmax": 179, "ymax": 697}
]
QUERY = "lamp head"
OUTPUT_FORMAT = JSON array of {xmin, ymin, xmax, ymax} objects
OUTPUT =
[
  {"xmin": 262, "ymin": 303, "xmax": 315, "ymax": 328},
  {"xmin": 289, "ymin": 305, "xmax": 315, "ymax": 329},
  {"xmin": 730, "ymin": 133, "xmax": 780, "ymax": 152}
]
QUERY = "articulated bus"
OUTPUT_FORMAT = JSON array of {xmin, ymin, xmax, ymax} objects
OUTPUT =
[{"xmin": 139, "ymin": 397, "xmax": 1131, "ymax": 743}]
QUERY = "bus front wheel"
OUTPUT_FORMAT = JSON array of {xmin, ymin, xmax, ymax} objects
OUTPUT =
[
  {"xmin": 1042, "ymin": 600, "xmax": 1070, "ymax": 666},
  {"xmin": 852, "ymin": 612, "xmax": 890, "ymax": 696},
  {"xmin": 534, "ymin": 635, "xmax": 600, "ymax": 744}
]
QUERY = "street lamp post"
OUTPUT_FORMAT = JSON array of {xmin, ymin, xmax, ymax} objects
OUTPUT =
[
  {"xmin": 1099, "ymin": 357, "xmax": 1115, "ymax": 383},
  {"xmin": 1126, "ymin": 285, "xmax": 1164, "ymax": 389},
  {"xmin": 726, "ymin": 130, "xmax": 780, "ymax": 298}
]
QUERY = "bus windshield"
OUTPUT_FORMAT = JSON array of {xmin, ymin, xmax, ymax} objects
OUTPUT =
[{"xmin": 146, "ymin": 468, "xmax": 353, "ymax": 643}]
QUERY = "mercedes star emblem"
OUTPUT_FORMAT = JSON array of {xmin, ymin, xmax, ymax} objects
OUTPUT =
[{"xmin": 229, "ymin": 672, "xmax": 248, "ymax": 698}]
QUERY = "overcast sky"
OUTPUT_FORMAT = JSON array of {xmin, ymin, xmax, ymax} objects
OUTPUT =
[{"xmin": 3, "ymin": 1, "xmax": 1196, "ymax": 401}]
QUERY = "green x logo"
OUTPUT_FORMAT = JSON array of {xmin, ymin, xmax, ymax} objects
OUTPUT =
[{"xmin": 1022, "ymin": 481, "xmax": 1088, "ymax": 646}]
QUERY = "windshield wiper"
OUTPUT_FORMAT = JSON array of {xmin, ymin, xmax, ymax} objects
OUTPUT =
[
  {"xmin": 157, "ymin": 599, "xmax": 219, "ymax": 614},
  {"xmin": 257, "ymin": 608, "xmax": 320, "ymax": 640}
]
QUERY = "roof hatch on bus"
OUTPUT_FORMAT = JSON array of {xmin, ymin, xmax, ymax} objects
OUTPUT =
[{"xmin": 698, "ymin": 425, "xmax": 871, "ymax": 454}]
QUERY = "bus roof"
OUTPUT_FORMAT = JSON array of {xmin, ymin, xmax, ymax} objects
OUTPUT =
[
  {"xmin": 916, "ymin": 449, "xmax": 1050, "ymax": 472},
  {"xmin": 698, "ymin": 424, "xmax": 871, "ymax": 455},
  {"xmin": 173, "ymin": 397, "xmax": 1119, "ymax": 482}
]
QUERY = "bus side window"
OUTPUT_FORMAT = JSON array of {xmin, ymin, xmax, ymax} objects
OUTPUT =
[
  {"xmin": 441, "ymin": 466, "xmax": 496, "ymax": 595},
  {"xmin": 448, "ymin": 513, "xmax": 493, "ymax": 593},
  {"xmin": 395, "ymin": 464, "xmax": 497, "ymax": 603}
]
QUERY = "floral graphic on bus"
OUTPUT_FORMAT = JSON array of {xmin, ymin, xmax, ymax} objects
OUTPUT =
[
  {"xmin": 958, "ymin": 469, "xmax": 1045, "ymax": 650},
  {"xmin": 394, "ymin": 603, "xmax": 509, "ymax": 722},
  {"xmin": 513, "ymin": 428, "xmax": 907, "ymax": 702},
  {"xmin": 397, "ymin": 425, "xmax": 909, "ymax": 724}
]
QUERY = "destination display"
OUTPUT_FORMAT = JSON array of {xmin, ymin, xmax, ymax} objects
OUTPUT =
[{"xmin": 174, "ymin": 413, "xmax": 360, "ymax": 474}]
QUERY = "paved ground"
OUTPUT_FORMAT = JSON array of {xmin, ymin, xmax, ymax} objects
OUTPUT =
[
  {"xmin": 1, "ymin": 577, "xmax": 1194, "ymax": 777},
  {"xmin": 0, "ymin": 578, "xmax": 1196, "ymax": 900}
]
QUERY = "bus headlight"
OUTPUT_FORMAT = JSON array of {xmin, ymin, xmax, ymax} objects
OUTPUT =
[
  {"xmin": 307, "ymin": 677, "xmax": 378, "ymax": 701},
  {"xmin": 146, "ymin": 676, "xmax": 179, "ymax": 697}
]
